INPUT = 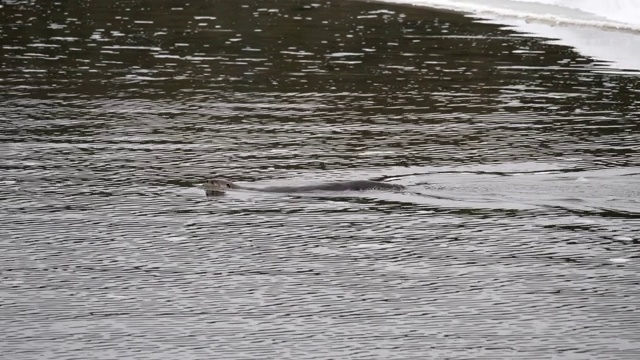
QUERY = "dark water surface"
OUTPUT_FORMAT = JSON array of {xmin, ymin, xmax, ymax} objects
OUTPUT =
[{"xmin": 1, "ymin": 0, "xmax": 639, "ymax": 359}]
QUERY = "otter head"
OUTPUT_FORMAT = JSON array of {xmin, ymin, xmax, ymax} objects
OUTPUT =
[{"xmin": 203, "ymin": 178, "xmax": 239, "ymax": 196}]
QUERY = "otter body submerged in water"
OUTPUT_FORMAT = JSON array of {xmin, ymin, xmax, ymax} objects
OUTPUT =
[{"xmin": 204, "ymin": 178, "xmax": 405, "ymax": 196}]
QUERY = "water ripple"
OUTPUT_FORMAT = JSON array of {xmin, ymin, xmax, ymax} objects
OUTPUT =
[{"xmin": 1, "ymin": 0, "xmax": 639, "ymax": 359}]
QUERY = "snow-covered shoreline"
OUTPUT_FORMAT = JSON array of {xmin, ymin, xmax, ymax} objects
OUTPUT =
[{"xmin": 367, "ymin": 0, "xmax": 640, "ymax": 73}]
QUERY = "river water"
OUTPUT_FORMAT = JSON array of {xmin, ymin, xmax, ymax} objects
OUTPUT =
[{"xmin": 1, "ymin": 1, "xmax": 639, "ymax": 359}]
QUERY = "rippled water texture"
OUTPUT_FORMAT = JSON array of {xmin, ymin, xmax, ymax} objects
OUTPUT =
[{"xmin": 1, "ymin": 0, "xmax": 639, "ymax": 359}]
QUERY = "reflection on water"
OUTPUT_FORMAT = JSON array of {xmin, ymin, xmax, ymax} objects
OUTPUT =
[{"xmin": 1, "ymin": 0, "xmax": 639, "ymax": 359}]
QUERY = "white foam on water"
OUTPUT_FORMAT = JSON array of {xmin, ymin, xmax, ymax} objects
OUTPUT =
[
  {"xmin": 609, "ymin": 258, "xmax": 631, "ymax": 263},
  {"xmin": 165, "ymin": 236, "xmax": 189, "ymax": 242},
  {"xmin": 369, "ymin": 0, "xmax": 640, "ymax": 73},
  {"xmin": 308, "ymin": 246, "xmax": 345, "ymax": 255}
]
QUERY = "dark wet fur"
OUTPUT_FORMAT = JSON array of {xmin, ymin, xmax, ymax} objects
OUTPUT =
[
  {"xmin": 206, "ymin": 180, "xmax": 405, "ymax": 196},
  {"xmin": 254, "ymin": 180, "xmax": 405, "ymax": 193}
]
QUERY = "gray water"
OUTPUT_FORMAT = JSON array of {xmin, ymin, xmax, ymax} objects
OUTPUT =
[{"xmin": 1, "ymin": 0, "xmax": 639, "ymax": 359}]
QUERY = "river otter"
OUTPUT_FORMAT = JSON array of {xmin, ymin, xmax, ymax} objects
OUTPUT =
[{"xmin": 203, "ymin": 178, "xmax": 405, "ymax": 196}]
